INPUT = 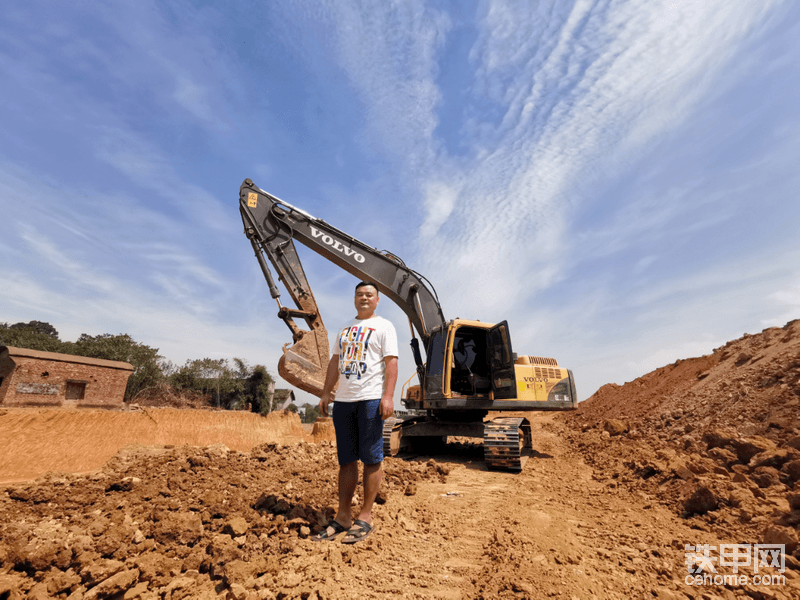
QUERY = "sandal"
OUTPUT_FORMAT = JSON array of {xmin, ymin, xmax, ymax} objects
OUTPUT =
[
  {"xmin": 311, "ymin": 519, "xmax": 348, "ymax": 542},
  {"xmin": 342, "ymin": 519, "xmax": 374, "ymax": 544}
]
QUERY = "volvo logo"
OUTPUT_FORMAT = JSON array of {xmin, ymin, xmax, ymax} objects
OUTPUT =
[{"xmin": 309, "ymin": 226, "xmax": 366, "ymax": 263}]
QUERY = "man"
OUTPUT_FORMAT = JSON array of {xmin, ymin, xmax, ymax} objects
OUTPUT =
[{"xmin": 313, "ymin": 281, "xmax": 398, "ymax": 544}]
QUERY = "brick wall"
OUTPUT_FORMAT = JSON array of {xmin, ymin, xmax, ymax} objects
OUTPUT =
[{"xmin": 0, "ymin": 347, "xmax": 133, "ymax": 408}]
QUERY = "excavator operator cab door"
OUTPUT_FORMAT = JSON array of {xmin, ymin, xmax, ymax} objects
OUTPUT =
[{"xmin": 488, "ymin": 321, "xmax": 518, "ymax": 399}]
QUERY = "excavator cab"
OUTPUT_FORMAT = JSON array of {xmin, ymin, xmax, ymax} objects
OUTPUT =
[
  {"xmin": 406, "ymin": 318, "xmax": 577, "ymax": 412},
  {"xmin": 450, "ymin": 329, "xmax": 491, "ymax": 396},
  {"xmin": 409, "ymin": 319, "xmax": 518, "ymax": 407},
  {"xmin": 487, "ymin": 321, "xmax": 517, "ymax": 399},
  {"xmin": 446, "ymin": 321, "xmax": 516, "ymax": 400}
]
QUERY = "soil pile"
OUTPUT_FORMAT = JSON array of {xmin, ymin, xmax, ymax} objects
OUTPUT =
[
  {"xmin": 310, "ymin": 417, "xmax": 336, "ymax": 443},
  {"xmin": 0, "ymin": 438, "xmax": 449, "ymax": 599},
  {"xmin": 8, "ymin": 412, "xmax": 777, "ymax": 600},
  {"xmin": 574, "ymin": 319, "xmax": 800, "ymax": 433},
  {"xmin": 564, "ymin": 319, "xmax": 800, "ymax": 563}
]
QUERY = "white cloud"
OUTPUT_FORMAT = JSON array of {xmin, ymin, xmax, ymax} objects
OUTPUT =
[
  {"xmin": 0, "ymin": 163, "xmax": 232, "ymax": 322},
  {"xmin": 420, "ymin": 180, "xmax": 460, "ymax": 240},
  {"xmin": 0, "ymin": 157, "xmax": 358, "ymax": 404},
  {"xmin": 524, "ymin": 243, "xmax": 800, "ymax": 399},
  {"xmin": 263, "ymin": 2, "xmax": 796, "ymax": 400},
  {"xmin": 95, "ymin": 129, "xmax": 235, "ymax": 233},
  {"xmin": 18, "ymin": 226, "xmax": 117, "ymax": 295},
  {"xmin": 269, "ymin": 1, "xmax": 449, "ymax": 177},
  {"xmin": 401, "ymin": 0, "xmax": 781, "ymax": 319},
  {"xmin": 765, "ymin": 282, "xmax": 800, "ymax": 328},
  {"xmin": 172, "ymin": 75, "xmax": 215, "ymax": 124},
  {"xmin": 94, "ymin": 3, "xmax": 235, "ymax": 130},
  {"xmin": 622, "ymin": 337, "xmax": 723, "ymax": 382},
  {"xmin": 632, "ymin": 255, "xmax": 658, "ymax": 275}
]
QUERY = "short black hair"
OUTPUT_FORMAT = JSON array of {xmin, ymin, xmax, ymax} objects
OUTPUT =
[{"xmin": 355, "ymin": 281, "xmax": 379, "ymax": 295}]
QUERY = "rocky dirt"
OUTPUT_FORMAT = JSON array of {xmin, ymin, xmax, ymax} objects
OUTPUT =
[{"xmin": 1, "ymin": 320, "xmax": 799, "ymax": 599}]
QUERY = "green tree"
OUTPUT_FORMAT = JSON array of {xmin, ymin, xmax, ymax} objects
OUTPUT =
[
  {"xmin": 246, "ymin": 364, "xmax": 275, "ymax": 414},
  {"xmin": 232, "ymin": 357, "xmax": 250, "ymax": 380},
  {"xmin": 171, "ymin": 358, "xmax": 224, "ymax": 405},
  {"xmin": 12, "ymin": 320, "xmax": 60, "ymax": 338},
  {"xmin": 301, "ymin": 403, "xmax": 321, "ymax": 423},
  {"xmin": 227, "ymin": 358, "xmax": 252, "ymax": 410},
  {"xmin": 170, "ymin": 357, "xmax": 272, "ymax": 411},
  {"xmin": 0, "ymin": 321, "xmax": 64, "ymax": 352},
  {"xmin": 71, "ymin": 333, "xmax": 164, "ymax": 401},
  {"xmin": 194, "ymin": 358, "xmax": 227, "ymax": 407}
]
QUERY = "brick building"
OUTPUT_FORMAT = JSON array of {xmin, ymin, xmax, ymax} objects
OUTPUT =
[{"xmin": 0, "ymin": 346, "xmax": 134, "ymax": 408}]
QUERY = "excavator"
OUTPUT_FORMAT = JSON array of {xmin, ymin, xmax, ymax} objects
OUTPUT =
[{"xmin": 239, "ymin": 179, "xmax": 577, "ymax": 471}]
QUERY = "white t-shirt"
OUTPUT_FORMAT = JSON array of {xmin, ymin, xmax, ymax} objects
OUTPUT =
[{"xmin": 332, "ymin": 316, "xmax": 398, "ymax": 402}]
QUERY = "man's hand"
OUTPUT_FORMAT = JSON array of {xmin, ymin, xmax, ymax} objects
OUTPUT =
[
  {"xmin": 380, "ymin": 355, "xmax": 398, "ymax": 420},
  {"xmin": 379, "ymin": 395, "xmax": 394, "ymax": 420},
  {"xmin": 381, "ymin": 356, "xmax": 397, "ymax": 419},
  {"xmin": 318, "ymin": 356, "xmax": 339, "ymax": 417},
  {"xmin": 319, "ymin": 391, "xmax": 334, "ymax": 417}
]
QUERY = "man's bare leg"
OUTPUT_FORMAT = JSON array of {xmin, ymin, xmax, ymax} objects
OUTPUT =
[
  {"xmin": 357, "ymin": 461, "xmax": 383, "ymax": 524},
  {"xmin": 335, "ymin": 461, "xmax": 358, "ymax": 528}
]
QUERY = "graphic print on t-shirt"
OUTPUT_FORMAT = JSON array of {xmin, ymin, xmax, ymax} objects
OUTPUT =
[{"xmin": 338, "ymin": 324, "xmax": 376, "ymax": 380}]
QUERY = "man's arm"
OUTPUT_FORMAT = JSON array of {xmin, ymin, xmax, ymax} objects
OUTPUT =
[
  {"xmin": 379, "ymin": 356, "xmax": 398, "ymax": 419},
  {"xmin": 318, "ymin": 355, "xmax": 339, "ymax": 417}
]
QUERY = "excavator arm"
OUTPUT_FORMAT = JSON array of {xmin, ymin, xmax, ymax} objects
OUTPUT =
[{"xmin": 239, "ymin": 179, "xmax": 446, "ymax": 397}]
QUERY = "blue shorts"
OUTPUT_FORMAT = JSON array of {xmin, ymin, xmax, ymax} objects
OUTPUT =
[{"xmin": 331, "ymin": 399, "xmax": 384, "ymax": 466}]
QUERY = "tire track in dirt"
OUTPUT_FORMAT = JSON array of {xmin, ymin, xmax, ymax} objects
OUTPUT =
[
  {"xmin": 405, "ymin": 412, "xmax": 798, "ymax": 599},
  {"xmin": 413, "ymin": 414, "xmax": 617, "ymax": 598}
]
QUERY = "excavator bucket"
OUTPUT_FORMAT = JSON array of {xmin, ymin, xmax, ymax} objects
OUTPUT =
[{"xmin": 277, "ymin": 326, "xmax": 331, "ymax": 398}]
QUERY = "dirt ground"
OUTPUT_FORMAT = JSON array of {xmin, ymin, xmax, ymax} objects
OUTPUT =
[
  {"xmin": 1, "ymin": 320, "xmax": 799, "ymax": 599},
  {"xmin": 0, "ymin": 408, "xmax": 310, "ymax": 483}
]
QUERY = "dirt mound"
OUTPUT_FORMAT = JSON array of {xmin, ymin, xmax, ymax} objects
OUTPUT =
[
  {"xmin": 259, "ymin": 410, "xmax": 311, "ymax": 441},
  {"xmin": 0, "ymin": 437, "xmax": 449, "ymax": 598},
  {"xmin": 310, "ymin": 417, "xmax": 336, "ymax": 442},
  {"xmin": 575, "ymin": 319, "xmax": 800, "ymax": 437},
  {"xmin": 562, "ymin": 319, "xmax": 800, "ymax": 560}
]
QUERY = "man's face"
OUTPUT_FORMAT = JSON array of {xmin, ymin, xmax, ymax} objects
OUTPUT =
[{"xmin": 354, "ymin": 285, "xmax": 379, "ymax": 314}]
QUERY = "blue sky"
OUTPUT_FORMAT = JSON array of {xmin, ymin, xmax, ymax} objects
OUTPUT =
[{"xmin": 2, "ymin": 0, "xmax": 799, "ymax": 407}]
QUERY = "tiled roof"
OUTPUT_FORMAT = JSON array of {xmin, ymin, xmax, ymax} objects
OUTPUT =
[{"xmin": 0, "ymin": 346, "xmax": 134, "ymax": 371}]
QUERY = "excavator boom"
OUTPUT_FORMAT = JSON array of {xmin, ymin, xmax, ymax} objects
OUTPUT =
[{"xmin": 239, "ymin": 179, "xmax": 445, "ymax": 396}]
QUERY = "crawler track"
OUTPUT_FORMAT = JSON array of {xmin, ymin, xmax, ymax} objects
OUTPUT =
[
  {"xmin": 383, "ymin": 414, "xmax": 533, "ymax": 472},
  {"xmin": 483, "ymin": 417, "xmax": 532, "ymax": 471},
  {"xmin": 382, "ymin": 416, "xmax": 403, "ymax": 457}
]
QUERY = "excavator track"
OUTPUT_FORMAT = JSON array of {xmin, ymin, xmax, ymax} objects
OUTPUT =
[
  {"xmin": 483, "ymin": 417, "xmax": 532, "ymax": 472},
  {"xmin": 382, "ymin": 416, "xmax": 446, "ymax": 457},
  {"xmin": 382, "ymin": 417, "xmax": 404, "ymax": 457}
]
